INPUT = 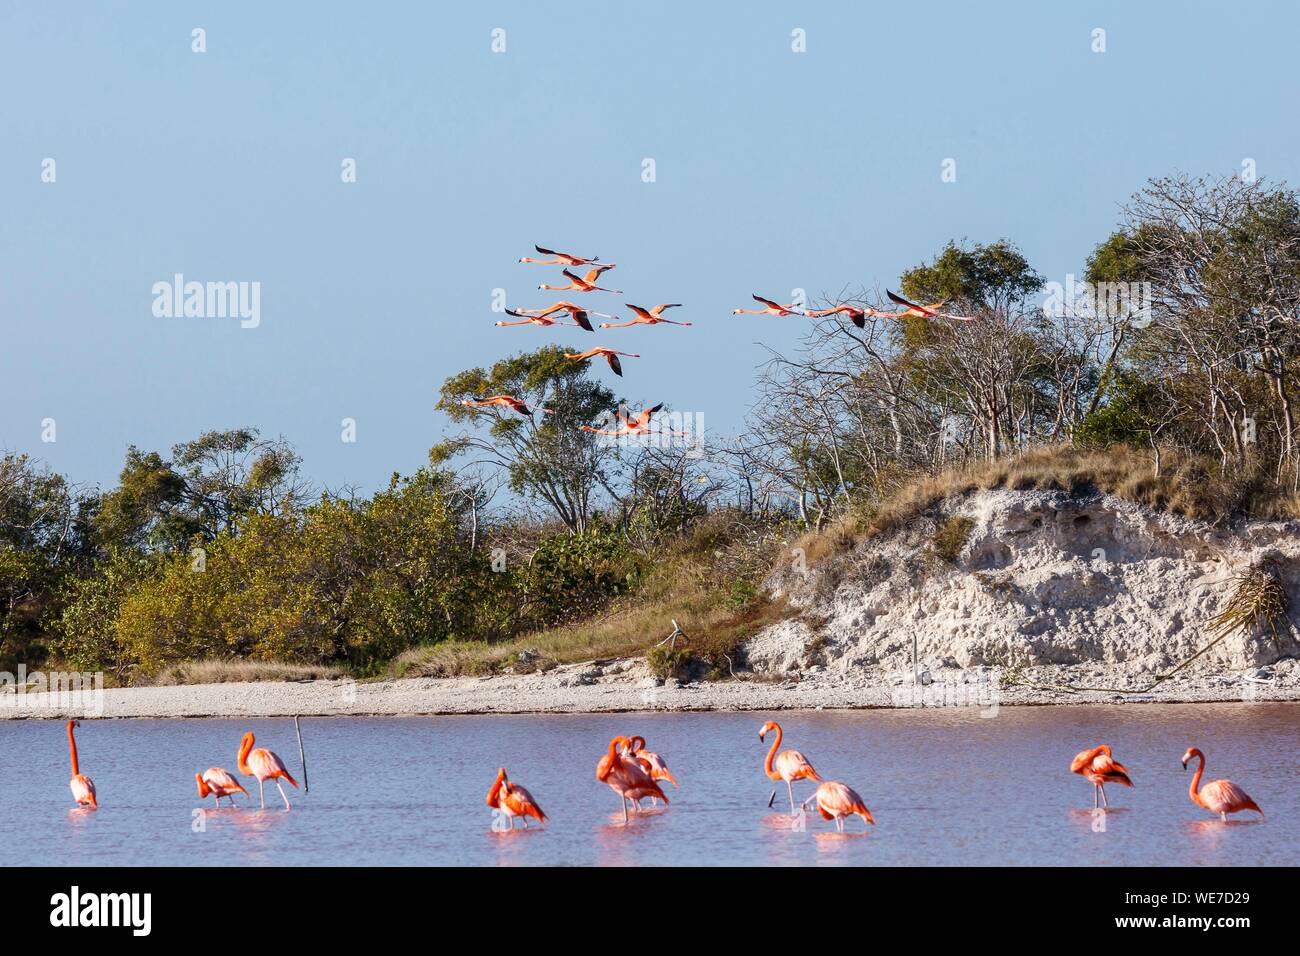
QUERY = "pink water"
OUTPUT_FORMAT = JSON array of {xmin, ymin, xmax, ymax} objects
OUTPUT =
[{"xmin": 1, "ymin": 703, "xmax": 1295, "ymax": 865}]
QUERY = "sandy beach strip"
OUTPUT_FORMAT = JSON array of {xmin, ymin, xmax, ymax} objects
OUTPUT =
[{"xmin": 2, "ymin": 664, "xmax": 1298, "ymax": 719}]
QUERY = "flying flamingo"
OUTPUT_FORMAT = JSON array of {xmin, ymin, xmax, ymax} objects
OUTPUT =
[
  {"xmin": 563, "ymin": 346, "xmax": 640, "ymax": 377},
  {"xmin": 885, "ymin": 290, "xmax": 974, "ymax": 322},
  {"xmin": 858, "ymin": 299, "xmax": 950, "ymax": 320},
  {"xmin": 487, "ymin": 768, "xmax": 547, "ymax": 829},
  {"xmin": 66, "ymin": 720, "xmax": 97, "ymax": 809},
  {"xmin": 624, "ymin": 735, "xmax": 679, "ymax": 807},
  {"xmin": 596, "ymin": 735, "xmax": 668, "ymax": 824},
  {"xmin": 237, "ymin": 731, "xmax": 300, "ymax": 810},
  {"xmin": 540, "ymin": 266, "xmax": 622, "ymax": 294},
  {"xmin": 1181, "ymin": 747, "xmax": 1264, "ymax": 821},
  {"xmin": 1070, "ymin": 744, "xmax": 1134, "ymax": 809},
  {"xmin": 804, "ymin": 304, "xmax": 869, "ymax": 328},
  {"xmin": 518, "ymin": 245, "xmax": 610, "ymax": 268},
  {"xmin": 600, "ymin": 304, "xmax": 691, "ymax": 328},
  {"xmin": 802, "ymin": 781, "xmax": 875, "ymax": 832},
  {"xmin": 580, "ymin": 404, "xmax": 687, "ymax": 438},
  {"xmin": 733, "ymin": 294, "xmax": 805, "ymax": 317},
  {"xmin": 759, "ymin": 720, "xmax": 822, "ymax": 814},
  {"xmin": 196, "ymin": 767, "xmax": 249, "ymax": 807},
  {"xmin": 497, "ymin": 307, "xmax": 596, "ymax": 332},
  {"xmin": 462, "ymin": 395, "xmax": 554, "ymax": 416}
]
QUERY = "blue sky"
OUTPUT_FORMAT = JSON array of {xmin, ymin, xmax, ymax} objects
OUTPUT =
[{"xmin": 3, "ymin": 1, "xmax": 1297, "ymax": 493}]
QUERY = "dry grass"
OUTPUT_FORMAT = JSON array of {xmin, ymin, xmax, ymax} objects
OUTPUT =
[
  {"xmin": 147, "ymin": 659, "xmax": 347, "ymax": 686},
  {"xmin": 389, "ymin": 550, "xmax": 786, "ymax": 680},
  {"xmin": 863, "ymin": 444, "xmax": 1299, "ymax": 538}
]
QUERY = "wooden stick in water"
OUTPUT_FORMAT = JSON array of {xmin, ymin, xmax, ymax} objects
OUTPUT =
[{"xmin": 294, "ymin": 715, "xmax": 309, "ymax": 792}]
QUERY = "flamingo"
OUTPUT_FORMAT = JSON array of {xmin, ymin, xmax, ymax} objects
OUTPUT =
[
  {"xmin": 1070, "ymin": 744, "xmax": 1134, "ymax": 809},
  {"xmin": 600, "ymin": 304, "xmax": 690, "ymax": 328},
  {"xmin": 461, "ymin": 395, "xmax": 554, "ymax": 416},
  {"xmin": 596, "ymin": 735, "xmax": 668, "ymax": 824},
  {"xmin": 885, "ymin": 290, "xmax": 974, "ymax": 322},
  {"xmin": 540, "ymin": 266, "xmax": 622, "ymax": 294},
  {"xmin": 624, "ymin": 735, "xmax": 679, "ymax": 807},
  {"xmin": 563, "ymin": 346, "xmax": 640, "ymax": 377},
  {"xmin": 497, "ymin": 307, "xmax": 595, "ymax": 332},
  {"xmin": 1181, "ymin": 747, "xmax": 1264, "ymax": 821},
  {"xmin": 196, "ymin": 767, "xmax": 249, "ymax": 807},
  {"xmin": 487, "ymin": 768, "xmax": 547, "ymax": 829},
  {"xmin": 733, "ymin": 294, "xmax": 805, "ymax": 317},
  {"xmin": 237, "ymin": 731, "xmax": 300, "ymax": 810},
  {"xmin": 759, "ymin": 720, "xmax": 821, "ymax": 814},
  {"xmin": 858, "ymin": 299, "xmax": 950, "ymax": 320},
  {"xmin": 580, "ymin": 403, "xmax": 687, "ymax": 438},
  {"xmin": 66, "ymin": 720, "xmax": 97, "ymax": 809},
  {"xmin": 519, "ymin": 245, "xmax": 610, "ymax": 268},
  {"xmin": 804, "ymin": 304, "xmax": 869, "ymax": 328},
  {"xmin": 802, "ymin": 781, "xmax": 875, "ymax": 832}
]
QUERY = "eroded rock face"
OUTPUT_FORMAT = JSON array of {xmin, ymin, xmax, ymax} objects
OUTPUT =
[{"xmin": 746, "ymin": 490, "xmax": 1300, "ymax": 679}]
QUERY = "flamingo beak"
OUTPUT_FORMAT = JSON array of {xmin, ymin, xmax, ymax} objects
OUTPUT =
[
  {"xmin": 758, "ymin": 731, "xmax": 766, "ymax": 742},
  {"xmin": 1181, "ymin": 758, "xmax": 1188, "ymax": 770}
]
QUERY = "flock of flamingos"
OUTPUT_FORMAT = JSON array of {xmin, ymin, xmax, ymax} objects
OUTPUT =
[
  {"xmin": 461, "ymin": 244, "xmax": 970, "ymax": 431},
  {"xmin": 58, "ymin": 244, "xmax": 1268, "ymax": 835},
  {"xmin": 64, "ymin": 718, "xmax": 1263, "ymax": 830}
]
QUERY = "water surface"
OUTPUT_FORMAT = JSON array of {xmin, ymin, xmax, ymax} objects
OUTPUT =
[{"xmin": 2, "ymin": 703, "xmax": 1295, "ymax": 865}]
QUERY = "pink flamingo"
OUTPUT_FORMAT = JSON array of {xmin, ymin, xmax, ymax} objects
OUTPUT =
[
  {"xmin": 67, "ymin": 720, "xmax": 97, "ymax": 808},
  {"xmin": 1070, "ymin": 744, "xmax": 1134, "ymax": 809},
  {"xmin": 237, "ymin": 731, "xmax": 299, "ymax": 810},
  {"xmin": 1182, "ymin": 747, "xmax": 1263, "ymax": 821},
  {"xmin": 624, "ymin": 735, "xmax": 679, "ymax": 807},
  {"xmin": 196, "ymin": 767, "xmax": 249, "ymax": 807},
  {"xmin": 802, "ymin": 781, "xmax": 875, "ymax": 832},
  {"xmin": 487, "ymin": 768, "xmax": 547, "ymax": 829},
  {"xmin": 759, "ymin": 720, "xmax": 821, "ymax": 814},
  {"xmin": 596, "ymin": 735, "xmax": 668, "ymax": 824}
]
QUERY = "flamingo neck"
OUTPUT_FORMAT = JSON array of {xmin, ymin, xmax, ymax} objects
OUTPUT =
[
  {"xmin": 1189, "ymin": 753, "xmax": 1206, "ymax": 807},
  {"xmin": 487, "ymin": 773, "xmax": 504, "ymax": 807},
  {"xmin": 196, "ymin": 773, "xmax": 211, "ymax": 798},
  {"xmin": 67, "ymin": 722, "xmax": 79, "ymax": 777},
  {"xmin": 237, "ymin": 736, "xmax": 254, "ymax": 775},
  {"xmin": 764, "ymin": 726, "xmax": 782, "ymax": 779}
]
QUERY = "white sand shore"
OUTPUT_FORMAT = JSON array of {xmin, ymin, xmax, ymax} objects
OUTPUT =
[{"xmin": 2, "ymin": 657, "xmax": 1297, "ymax": 719}]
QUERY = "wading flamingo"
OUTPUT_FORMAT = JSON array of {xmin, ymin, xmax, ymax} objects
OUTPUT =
[
  {"xmin": 804, "ymin": 304, "xmax": 869, "ymax": 328},
  {"xmin": 600, "ymin": 304, "xmax": 690, "ymax": 328},
  {"xmin": 196, "ymin": 767, "xmax": 248, "ymax": 807},
  {"xmin": 885, "ymin": 290, "xmax": 974, "ymax": 322},
  {"xmin": 462, "ymin": 395, "xmax": 553, "ymax": 416},
  {"xmin": 1070, "ymin": 744, "xmax": 1133, "ymax": 809},
  {"xmin": 759, "ymin": 720, "xmax": 821, "ymax": 814},
  {"xmin": 540, "ymin": 266, "xmax": 621, "ymax": 294},
  {"xmin": 1181, "ymin": 747, "xmax": 1263, "ymax": 821},
  {"xmin": 802, "ymin": 781, "xmax": 874, "ymax": 832},
  {"xmin": 67, "ymin": 720, "xmax": 97, "ymax": 809},
  {"xmin": 563, "ymin": 346, "xmax": 640, "ymax": 377},
  {"xmin": 625, "ymin": 735, "xmax": 679, "ymax": 807},
  {"xmin": 519, "ymin": 245, "xmax": 610, "ymax": 268},
  {"xmin": 733, "ymin": 294, "xmax": 805, "ymax": 317},
  {"xmin": 596, "ymin": 735, "xmax": 668, "ymax": 824},
  {"xmin": 497, "ymin": 307, "xmax": 596, "ymax": 332},
  {"xmin": 487, "ymin": 768, "xmax": 547, "ymax": 829},
  {"xmin": 237, "ymin": 731, "xmax": 299, "ymax": 810}
]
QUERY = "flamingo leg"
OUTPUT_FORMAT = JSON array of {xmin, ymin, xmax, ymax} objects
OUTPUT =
[
  {"xmin": 258, "ymin": 778, "xmax": 266, "ymax": 810},
  {"xmin": 1100, "ymin": 784, "xmax": 1109, "ymax": 809},
  {"xmin": 787, "ymin": 779, "xmax": 796, "ymax": 815},
  {"xmin": 1093, "ymin": 784, "xmax": 1099, "ymax": 809},
  {"xmin": 1220, "ymin": 812, "xmax": 1228, "ymax": 822},
  {"xmin": 275, "ymin": 780, "xmax": 291, "ymax": 811},
  {"xmin": 621, "ymin": 796, "xmax": 629, "ymax": 825},
  {"xmin": 522, "ymin": 817, "xmax": 529, "ymax": 829}
]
